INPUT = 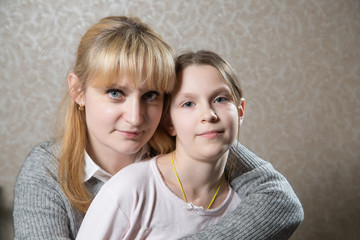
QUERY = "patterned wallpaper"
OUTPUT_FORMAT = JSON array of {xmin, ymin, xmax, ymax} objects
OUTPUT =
[{"xmin": 1, "ymin": 0, "xmax": 359, "ymax": 239}]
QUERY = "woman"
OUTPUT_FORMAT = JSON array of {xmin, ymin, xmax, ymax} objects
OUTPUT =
[{"xmin": 13, "ymin": 16, "xmax": 303, "ymax": 239}]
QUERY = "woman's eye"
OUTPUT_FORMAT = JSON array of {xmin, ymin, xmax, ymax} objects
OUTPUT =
[
  {"xmin": 106, "ymin": 89, "xmax": 124, "ymax": 99},
  {"xmin": 143, "ymin": 91, "xmax": 160, "ymax": 101},
  {"xmin": 215, "ymin": 96, "xmax": 228, "ymax": 103},
  {"xmin": 182, "ymin": 101, "xmax": 195, "ymax": 108}
]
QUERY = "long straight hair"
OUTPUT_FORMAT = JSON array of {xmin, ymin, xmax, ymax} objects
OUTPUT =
[{"xmin": 57, "ymin": 16, "xmax": 176, "ymax": 213}]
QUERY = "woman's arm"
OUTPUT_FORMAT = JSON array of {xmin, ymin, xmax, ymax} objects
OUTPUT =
[
  {"xmin": 186, "ymin": 142, "xmax": 304, "ymax": 239},
  {"xmin": 13, "ymin": 141, "xmax": 81, "ymax": 240},
  {"xmin": 13, "ymin": 181, "xmax": 73, "ymax": 239}
]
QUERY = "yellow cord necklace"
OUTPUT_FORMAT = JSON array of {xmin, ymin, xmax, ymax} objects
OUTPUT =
[{"xmin": 170, "ymin": 151, "xmax": 225, "ymax": 209}]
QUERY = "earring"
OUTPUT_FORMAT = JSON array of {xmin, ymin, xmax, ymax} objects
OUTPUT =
[{"xmin": 78, "ymin": 105, "xmax": 84, "ymax": 111}]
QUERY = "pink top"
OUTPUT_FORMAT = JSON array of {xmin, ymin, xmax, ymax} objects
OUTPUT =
[{"xmin": 77, "ymin": 156, "xmax": 241, "ymax": 240}]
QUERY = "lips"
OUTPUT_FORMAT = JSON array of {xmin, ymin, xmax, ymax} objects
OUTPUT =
[
  {"xmin": 116, "ymin": 130, "xmax": 143, "ymax": 138},
  {"xmin": 198, "ymin": 130, "xmax": 224, "ymax": 139}
]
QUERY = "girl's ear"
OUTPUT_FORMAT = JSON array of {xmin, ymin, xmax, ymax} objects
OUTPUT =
[
  {"xmin": 68, "ymin": 73, "xmax": 84, "ymax": 106},
  {"xmin": 164, "ymin": 114, "xmax": 176, "ymax": 136},
  {"xmin": 238, "ymin": 98, "xmax": 245, "ymax": 126}
]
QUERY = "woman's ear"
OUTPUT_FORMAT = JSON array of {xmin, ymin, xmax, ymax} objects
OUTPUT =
[
  {"xmin": 164, "ymin": 114, "xmax": 176, "ymax": 136},
  {"xmin": 238, "ymin": 98, "xmax": 245, "ymax": 126},
  {"xmin": 68, "ymin": 73, "xmax": 84, "ymax": 106}
]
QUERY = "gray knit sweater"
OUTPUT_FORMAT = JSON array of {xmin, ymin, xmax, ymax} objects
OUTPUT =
[{"xmin": 13, "ymin": 141, "xmax": 303, "ymax": 239}]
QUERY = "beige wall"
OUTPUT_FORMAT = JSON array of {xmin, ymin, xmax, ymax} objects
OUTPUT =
[{"xmin": 1, "ymin": 0, "xmax": 359, "ymax": 239}]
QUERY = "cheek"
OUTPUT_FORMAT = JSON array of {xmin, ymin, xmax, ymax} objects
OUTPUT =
[
  {"xmin": 170, "ymin": 112, "xmax": 193, "ymax": 138},
  {"xmin": 232, "ymin": 112, "xmax": 240, "ymax": 137},
  {"xmin": 225, "ymin": 109, "xmax": 240, "ymax": 135},
  {"xmin": 85, "ymin": 99, "xmax": 118, "ymax": 127}
]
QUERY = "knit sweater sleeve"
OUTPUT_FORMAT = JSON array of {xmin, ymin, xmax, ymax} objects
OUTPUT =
[
  {"xmin": 13, "ymin": 141, "xmax": 82, "ymax": 240},
  {"xmin": 185, "ymin": 143, "xmax": 304, "ymax": 240}
]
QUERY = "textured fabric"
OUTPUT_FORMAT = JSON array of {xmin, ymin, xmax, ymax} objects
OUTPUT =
[
  {"xmin": 83, "ymin": 151, "xmax": 112, "ymax": 182},
  {"xmin": 83, "ymin": 145, "xmax": 148, "ymax": 182},
  {"xmin": 13, "ymin": 141, "xmax": 104, "ymax": 240},
  {"xmin": 13, "ymin": 141, "xmax": 304, "ymax": 239},
  {"xmin": 77, "ymin": 157, "xmax": 241, "ymax": 239}
]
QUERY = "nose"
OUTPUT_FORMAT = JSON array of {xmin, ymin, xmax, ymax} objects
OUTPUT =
[
  {"xmin": 202, "ymin": 104, "xmax": 218, "ymax": 122},
  {"xmin": 124, "ymin": 98, "xmax": 144, "ymax": 126}
]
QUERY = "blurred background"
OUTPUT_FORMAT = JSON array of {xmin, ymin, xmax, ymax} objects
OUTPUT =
[{"xmin": 1, "ymin": 0, "xmax": 359, "ymax": 239}]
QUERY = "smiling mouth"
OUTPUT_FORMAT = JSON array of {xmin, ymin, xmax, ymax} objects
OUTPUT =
[
  {"xmin": 198, "ymin": 130, "xmax": 224, "ymax": 138},
  {"xmin": 117, "ymin": 130, "xmax": 143, "ymax": 138}
]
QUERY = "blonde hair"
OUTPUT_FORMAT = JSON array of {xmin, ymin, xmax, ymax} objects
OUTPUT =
[{"xmin": 57, "ymin": 16, "xmax": 176, "ymax": 213}]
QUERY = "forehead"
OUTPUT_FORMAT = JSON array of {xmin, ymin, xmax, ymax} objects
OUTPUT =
[
  {"xmin": 176, "ymin": 65, "xmax": 227, "ymax": 91},
  {"xmin": 107, "ymin": 73, "xmax": 162, "ymax": 91},
  {"xmin": 90, "ymin": 70, "xmax": 160, "ymax": 90}
]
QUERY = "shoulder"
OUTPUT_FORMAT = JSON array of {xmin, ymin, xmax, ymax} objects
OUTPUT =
[
  {"xmin": 23, "ymin": 140, "xmax": 59, "ymax": 166},
  {"xmin": 109, "ymin": 157, "xmax": 155, "ymax": 183},
  {"xmin": 101, "ymin": 157, "xmax": 156, "ymax": 194},
  {"xmin": 15, "ymin": 140, "xmax": 60, "ymax": 186}
]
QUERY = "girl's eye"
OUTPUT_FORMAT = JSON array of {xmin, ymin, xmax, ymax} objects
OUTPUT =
[
  {"xmin": 106, "ymin": 89, "xmax": 124, "ymax": 99},
  {"xmin": 215, "ymin": 96, "xmax": 228, "ymax": 103},
  {"xmin": 143, "ymin": 91, "xmax": 160, "ymax": 101},
  {"xmin": 182, "ymin": 101, "xmax": 195, "ymax": 108}
]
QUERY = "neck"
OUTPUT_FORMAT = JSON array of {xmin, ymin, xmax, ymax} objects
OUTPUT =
[
  {"xmin": 157, "ymin": 148, "xmax": 229, "ymax": 208},
  {"xmin": 173, "ymin": 150, "xmax": 227, "ymax": 190},
  {"xmin": 87, "ymin": 144, "xmax": 139, "ymax": 176}
]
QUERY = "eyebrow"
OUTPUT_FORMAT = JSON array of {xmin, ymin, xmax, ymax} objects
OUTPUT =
[
  {"xmin": 211, "ymin": 87, "xmax": 232, "ymax": 96},
  {"xmin": 176, "ymin": 86, "xmax": 231, "ymax": 97},
  {"xmin": 171, "ymin": 93, "xmax": 195, "ymax": 104},
  {"xmin": 102, "ymin": 85, "xmax": 165, "ymax": 98},
  {"xmin": 176, "ymin": 93, "xmax": 196, "ymax": 98}
]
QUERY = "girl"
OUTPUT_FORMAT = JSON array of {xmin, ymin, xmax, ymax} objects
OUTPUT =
[
  {"xmin": 13, "ymin": 16, "xmax": 303, "ymax": 240},
  {"xmin": 76, "ymin": 50, "xmax": 246, "ymax": 239}
]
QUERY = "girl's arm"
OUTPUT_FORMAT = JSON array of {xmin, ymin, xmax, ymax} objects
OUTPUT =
[
  {"xmin": 76, "ymin": 188, "xmax": 128, "ymax": 240},
  {"xmin": 185, "ymin": 142, "xmax": 304, "ymax": 240}
]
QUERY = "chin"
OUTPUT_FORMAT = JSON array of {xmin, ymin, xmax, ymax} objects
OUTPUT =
[
  {"xmin": 199, "ymin": 145, "xmax": 229, "ymax": 159},
  {"xmin": 116, "ymin": 143, "xmax": 144, "ymax": 155}
]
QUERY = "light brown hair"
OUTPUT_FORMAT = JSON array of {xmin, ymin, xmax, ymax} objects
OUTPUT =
[
  {"xmin": 161, "ymin": 50, "xmax": 244, "ymax": 152},
  {"xmin": 170, "ymin": 50, "xmax": 244, "ymax": 180},
  {"xmin": 175, "ymin": 50, "xmax": 243, "ymax": 105}
]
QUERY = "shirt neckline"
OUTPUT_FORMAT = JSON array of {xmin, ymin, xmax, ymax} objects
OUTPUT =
[
  {"xmin": 84, "ymin": 144, "xmax": 150, "ymax": 183},
  {"xmin": 152, "ymin": 157, "xmax": 233, "ymax": 214}
]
